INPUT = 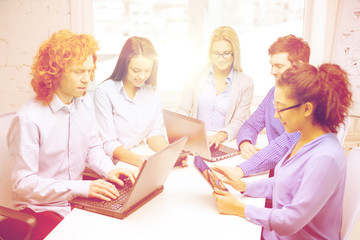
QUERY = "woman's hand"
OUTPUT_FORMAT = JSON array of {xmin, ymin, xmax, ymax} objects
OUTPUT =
[
  {"xmin": 107, "ymin": 167, "xmax": 138, "ymax": 186},
  {"xmin": 136, "ymin": 155, "xmax": 147, "ymax": 168},
  {"xmin": 203, "ymin": 169, "xmax": 228, "ymax": 191},
  {"xmin": 212, "ymin": 188, "xmax": 245, "ymax": 218},
  {"xmin": 174, "ymin": 151, "xmax": 189, "ymax": 167},
  {"xmin": 208, "ymin": 131, "xmax": 228, "ymax": 149},
  {"xmin": 211, "ymin": 165, "xmax": 246, "ymax": 192}
]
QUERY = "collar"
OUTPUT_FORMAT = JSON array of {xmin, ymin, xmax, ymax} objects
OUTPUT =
[
  {"xmin": 118, "ymin": 80, "xmax": 130, "ymax": 99},
  {"xmin": 209, "ymin": 66, "xmax": 234, "ymax": 84},
  {"xmin": 117, "ymin": 80, "xmax": 124, "ymax": 93},
  {"xmin": 49, "ymin": 94, "xmax": 84, "ymax": 113},
  {"xmin": 117, "ymin": 80, "xmax": 148, "ymax": 101}
]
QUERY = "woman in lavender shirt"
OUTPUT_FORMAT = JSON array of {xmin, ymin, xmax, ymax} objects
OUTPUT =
[{"xmin": 212, "ymin": 63, "xmax": 352, "ymax": 239}]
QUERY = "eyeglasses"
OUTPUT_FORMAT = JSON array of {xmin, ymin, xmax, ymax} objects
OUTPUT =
[
  {"xmin": 273, "ymin": 101, "xmax": 302, "ymax": 113},
  {"xmin": 211, "ymin": 52, "xmax": 234, "ymax": 59}
]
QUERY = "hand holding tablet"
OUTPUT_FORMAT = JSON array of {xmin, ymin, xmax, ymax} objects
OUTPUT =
[{"xmin": 193, "ymin": 155, "xmax": 228, "ymax": 191}]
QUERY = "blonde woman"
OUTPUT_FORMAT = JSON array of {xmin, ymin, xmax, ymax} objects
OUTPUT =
[{"xmin": 178, "ymin": 26, "xmax": 254, "ymax": 149}]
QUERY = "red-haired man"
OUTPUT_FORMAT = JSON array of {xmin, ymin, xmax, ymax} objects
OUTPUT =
[{"xmin": 6, "ymin": 29, "xmax": 136, "ymax": 239}]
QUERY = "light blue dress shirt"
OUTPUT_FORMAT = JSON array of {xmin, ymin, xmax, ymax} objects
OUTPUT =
[
  {"xmin": 94, "ymin": 79, "xmax": 166, "ymax": 157},
  {"xmin": 197, "ymin": 68, "xmax": 233, "ymax": 131}
]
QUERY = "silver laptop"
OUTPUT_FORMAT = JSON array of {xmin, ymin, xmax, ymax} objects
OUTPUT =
[
  {"xmin": 162, "ymin": 109, "xmax": 239, "ymax": 162},
  {"xmin": 70, "ymin": 136, "xmax": 188, "ymax": 219}
]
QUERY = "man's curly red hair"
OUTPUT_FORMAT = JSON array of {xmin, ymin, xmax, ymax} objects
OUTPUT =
[{"xmin": 31, "ymin": 29, "xmax": 99, "ymax": 105}]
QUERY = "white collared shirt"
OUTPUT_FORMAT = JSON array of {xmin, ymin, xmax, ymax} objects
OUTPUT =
[
  {"xmin": 7, "ymin": 95, "xmax": 116, "ymax": 217},
  {"xmin": 94, "ymin": 80, "xmax": 166, "ymax": 157}
]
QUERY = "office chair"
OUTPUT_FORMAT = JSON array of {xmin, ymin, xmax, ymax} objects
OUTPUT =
[
  {"xmin": 0, "ymin": 112, "xmax": 37, "ymax": 239},
  {"xmin": 0, "ymin": 206, "xmax": 37, "ymax": 240},
  {"xmin": 341, "ymin": 147, "xmax": 360, "ymax": 240},
  {"xmin": 337, "ymin": 115, "xmax": 351, "ymax": 145}
]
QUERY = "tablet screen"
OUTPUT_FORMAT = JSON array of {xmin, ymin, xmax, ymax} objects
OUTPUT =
[{"xmin": 193, "ymin": 155, "xmax": 228, "ymax": 191}]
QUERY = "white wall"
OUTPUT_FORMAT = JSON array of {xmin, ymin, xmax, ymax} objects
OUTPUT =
[
  {"xmin": 0, "ymin": 0, "xmax": 343, "ymax": 114},
  {"xmin": 303, "ymin": 0, "xmax": 340, "ymax": 65},
  {"xmin": 0, "ymin": 0, "xmax": 93, "ymax": 113}
]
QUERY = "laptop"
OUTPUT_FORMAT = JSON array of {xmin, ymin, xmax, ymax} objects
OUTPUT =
[
  {"xmin": 162, "ymin": 109, "xmax": 240, "ymax": 162},
  {"xmin": 70, "ymin": 136, "xmax": 188, "ymax": 219}
]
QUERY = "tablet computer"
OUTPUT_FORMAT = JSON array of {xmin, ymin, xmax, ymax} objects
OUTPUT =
[{"xmin": 193, "ymin": 155, "xmax": 228, "ymax": 191}]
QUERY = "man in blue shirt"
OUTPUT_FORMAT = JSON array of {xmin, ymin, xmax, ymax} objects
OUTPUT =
[{"xmin": 234, "ymin": 35, "xmax": 311, "ymax": 178}]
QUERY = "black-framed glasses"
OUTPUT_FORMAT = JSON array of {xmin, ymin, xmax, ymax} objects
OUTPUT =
[
  {"xmin": 273, "ymin": 101, "xmax": 302, "ymax": 113},
  {"xmin": 211, "ymin": 52, "xmax": 234, "ymax": 58}
]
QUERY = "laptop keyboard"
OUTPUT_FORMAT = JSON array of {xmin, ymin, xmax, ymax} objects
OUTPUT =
[
  {"xmin": 210, "ymin": 146, "xmax": 227, "ymax": 157},
  {"xmin": 88, "ymin": 178, "xmax": 133, "ymax": 210}
]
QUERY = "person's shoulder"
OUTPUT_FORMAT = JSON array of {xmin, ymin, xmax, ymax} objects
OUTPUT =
[
  {"xmin": 267, "ymin": 86, "xmax": 275, "ymax": 93},
  {"xmin": 15, "ymin": 97, "xmax": 48, "ymax": 124},
  {"xmin": 17, "ymin": 97, "xmax": 44, "ymax": 115},
  {"xmin": 255, "ymin": 86, "xmax": 275, "ymax": 108},
  {"xmin": 96, "ymin": 79, "xmax": 118, "ymax": 90},
  {"xmin": 94, "ymin": 79, "xmax": 119, "ymax": 98},
  {"xmin": 233, "ymin": 71, "xmax": 252, "ymax": 80},
  {"xmin": 311, "ymin": 133, "xmax": 346, "ymax": 164},
  {"xmin": 232, "ymin": 71, "xmax": 254, "ymax": 87},
  {"xmin": 264, "ymin": 86, "xmax": 275, "ymax": 98},
  {"xmin": 319, "ymin": 133, "xmax": 345, "ymax": 152}
]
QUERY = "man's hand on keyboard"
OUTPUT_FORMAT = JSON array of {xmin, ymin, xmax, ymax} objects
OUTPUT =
[
  {"xmin": 239, "ymin": 141, "xmax": 261, "ymax": 159},
  {"xmin": 89, "ymin": 179, "xmax": 120, "ymax": 201}
]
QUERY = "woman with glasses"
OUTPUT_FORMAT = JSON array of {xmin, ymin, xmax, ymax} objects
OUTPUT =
[
  {"xmin": 94, "ymin": 37, "xmax": 187, "ymax": 168},
  {"xmin": 212, "ymin": 63, "xmax": 352, "ymax": 239},
  {"xmin": 178, "ymin": 26, "xmax": 254, "ymax": 148}
]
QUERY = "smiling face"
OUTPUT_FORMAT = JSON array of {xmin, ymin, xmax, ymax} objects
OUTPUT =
[
  {"xmin": 55, "ymin": 55, "xmax": 94, "ymax": 104},
  {"xmin": 124, "ymin": 56, "xmax": 154, "ymax": 89},
  {"xmin": 270, "ymin": 52, "xmax": 292, "ymax": 80},
  {"xmin": 211, "ymin": 40, "xmax": 234, "ymax": 73},
  {"xmin": 273, "ymin": 85, "xmax": 305, "ymax": 133}
]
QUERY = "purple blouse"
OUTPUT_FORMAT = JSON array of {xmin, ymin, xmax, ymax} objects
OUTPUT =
[{"xmin": 244, "ymin": 133, "xmax": 345, "ymax": 239}]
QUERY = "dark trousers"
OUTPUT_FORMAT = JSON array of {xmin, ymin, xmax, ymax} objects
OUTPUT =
[
  {"xmin": 260, "ymin": 168, "xmax": 275, "ymax": 240},
  {"xmin": 0, "ymin": 208, "xmax": 63, "ymax": 240}
]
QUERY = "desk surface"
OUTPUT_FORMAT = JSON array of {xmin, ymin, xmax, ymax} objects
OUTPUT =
[{"xmin": 45, "ymin": 136, "xmax": 268, "ymax": 240}]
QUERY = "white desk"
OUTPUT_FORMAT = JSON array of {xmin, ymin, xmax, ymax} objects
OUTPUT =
[{"xmin": 45, "ymin": 136, "xmax": 268, "ymax": 240}]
